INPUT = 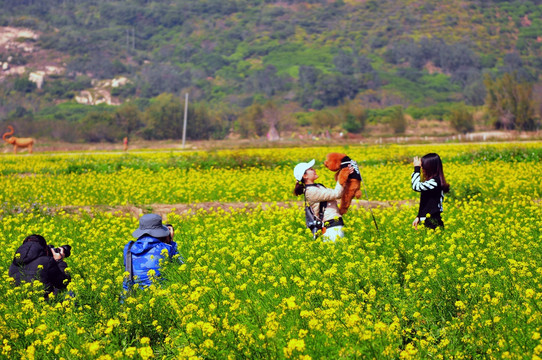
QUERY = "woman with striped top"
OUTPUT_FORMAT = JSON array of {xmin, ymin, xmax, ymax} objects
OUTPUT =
[{"xmin": 411, "ymin": 153, "xmax": 450, "ymax": 230}]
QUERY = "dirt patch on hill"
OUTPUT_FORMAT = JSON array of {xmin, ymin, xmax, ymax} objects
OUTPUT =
[
  {"xmin": 0, "ymin": 27, "xmax": 38, "ymax": 46},
  {"xmin": 0, "ymin": 26, "xmax": 68, "ymax": 80}
]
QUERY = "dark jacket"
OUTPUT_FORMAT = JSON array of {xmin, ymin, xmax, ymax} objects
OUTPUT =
[
  {"xmin": 339, "ymin": 155, "xmax": 362, "ymax": 181},
  {"xmin": 411, "ymin": 166, "xmax": 445, "ymax": 219},
  {"xmin": 8, "ymin": 241, "xmax": 70, "ymax": 296}
]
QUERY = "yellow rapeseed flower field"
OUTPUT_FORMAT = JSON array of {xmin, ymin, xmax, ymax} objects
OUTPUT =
[{"xmin": 0, "ymin": 142, "xmax": 541, "ymax": 359}]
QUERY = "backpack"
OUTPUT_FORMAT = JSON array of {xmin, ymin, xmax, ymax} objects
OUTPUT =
[{"xmin": 304, "ymin": 185, "xmax": 327, "ymax": 238}]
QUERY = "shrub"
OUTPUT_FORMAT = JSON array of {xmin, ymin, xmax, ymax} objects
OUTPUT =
[
  {"xmin": 13, "ymin": 77, "xmax": 36, "ymax": 93},
  {"xmin": 389, "ymin": 106, "xmax": 406, "ymax": 134},
  {"xmin": 340, "ymin": 101, "xmax": 367, "ymax": 134},
  {"xmin": 449, "ymin": 106, "xmax": 475, "ymax": 134},
  {"xmin": 311, "ymin": 109, "xmax": 340, "ymax": 132}
]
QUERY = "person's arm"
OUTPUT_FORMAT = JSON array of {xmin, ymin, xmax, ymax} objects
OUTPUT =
[
  {"xmin": 306, "ymin": 183, "xmax": 344, "ymax": 203},
  {"xmin": 411, "ymin": 167, "xmax": 438, "ymax": 192},
  {"xmin": 412, "ymin": 217, "xmax": 420, "ymax": 230}
]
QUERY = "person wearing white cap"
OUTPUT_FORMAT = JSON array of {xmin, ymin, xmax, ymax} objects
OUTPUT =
[{"xmin": 293, "ymin": 159, "xmax": 351, "ymax": 242}]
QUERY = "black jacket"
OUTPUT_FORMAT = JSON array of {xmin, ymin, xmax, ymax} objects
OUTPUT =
[
  {"xmin": 339, "ymin": 156, "xmax": 362, "ymax": 181},
  {"xmin": 8, "ymin": 241, "xmax": 70, "ymax": 296},
  {"xmin": 411, "ymin": 166, "xmax": 445, "ymax": 219}
]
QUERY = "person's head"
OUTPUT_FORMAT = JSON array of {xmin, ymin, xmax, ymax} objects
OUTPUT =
[
  {"xmin": 421, "ymin": 153, "xmax": 449, "ymax": 192},
  {"xmin": 132, "ymin": 214, "xmax": 171, "ymax": 239},
  {"xmin": 22, "ymin": 234, "xmax": 51, "ymax": 257},
  {"xmin": 164, "ymin": 224, "xmax": 175, "ymax": 244},
  {"xmin": 23, "ymin": 234, "xmax": 47, "ymax": 248},
  {"xmin": 293, "ymin": 159, "xmax": 316, "ymax": 196}
]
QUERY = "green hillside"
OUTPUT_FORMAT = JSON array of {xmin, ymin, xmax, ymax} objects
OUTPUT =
[{"xmin": 0, "ymin": 0, "xmax": 541, "ymax": 141}]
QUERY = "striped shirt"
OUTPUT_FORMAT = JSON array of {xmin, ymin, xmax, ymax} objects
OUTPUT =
[{"xmin": 411, "ymin": 166, "xmax": 444, "ymax": 220}]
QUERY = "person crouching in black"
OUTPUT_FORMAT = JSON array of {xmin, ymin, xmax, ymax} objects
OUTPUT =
[{"xmin": 9, "ymin": 234, "xmax": 71, "ymax": 299}]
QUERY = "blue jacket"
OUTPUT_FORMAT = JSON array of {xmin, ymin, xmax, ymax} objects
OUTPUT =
[{"xmin": 123, "ymin": 236, "xmax": 181, "ymax": 291}]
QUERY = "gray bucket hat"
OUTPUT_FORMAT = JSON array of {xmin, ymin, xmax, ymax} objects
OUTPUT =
[{"xmin": 132, "ymin": 214, "xmax": 170, "ymax": 239}]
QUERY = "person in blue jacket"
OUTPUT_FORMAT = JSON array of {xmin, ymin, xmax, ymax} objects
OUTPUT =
[{"xmin": 123, "ymin": 214, "xmax": 183, "ymax": 291}]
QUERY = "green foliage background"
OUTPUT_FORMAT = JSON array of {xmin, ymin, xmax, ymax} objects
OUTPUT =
[{"xmin": 0, "ymin": 0, "xmax": 541, "ymax": 140}]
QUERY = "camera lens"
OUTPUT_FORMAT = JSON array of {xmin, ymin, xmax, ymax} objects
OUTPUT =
[{"xmin": 61, "ymin": 245, "xmax": 72, "ymax": 258}]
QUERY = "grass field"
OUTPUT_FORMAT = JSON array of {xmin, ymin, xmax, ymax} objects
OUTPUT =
[{"xmin": 1, "ymin": 142, "xmax": 541, "ymax": 359}]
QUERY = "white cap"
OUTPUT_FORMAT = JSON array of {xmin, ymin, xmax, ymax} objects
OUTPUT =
[{"xmin": 293, "ymin": 159, "xmax": 315, "ymax": 181}]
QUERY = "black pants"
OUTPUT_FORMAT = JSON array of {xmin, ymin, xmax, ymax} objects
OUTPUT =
[{"xmin": 424, "ymin": 213, "xmax": 444, "ymax": 229}]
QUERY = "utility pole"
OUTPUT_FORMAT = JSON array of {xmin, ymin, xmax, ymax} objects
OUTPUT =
[{"xmin": 182, "ymin": 93, "xmax": 188, "ymax": 149}]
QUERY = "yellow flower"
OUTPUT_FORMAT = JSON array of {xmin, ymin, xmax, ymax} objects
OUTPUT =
[
  {"xmin": 202, "ymin": 339, "xmax": 214, "ymax": 348},
  {"xmin": 455, "ymin": 300, "xmax": 466, "ymax": 310},
  {"xmin": 125, "ymin": 347, "xmax": 137, "ymax": 357},
  {"xmin": 87, "ymin": 341, "xmax": 101, "ymax": 355},
  {"xmin": 24, "ymin": 345, "xmax": 35, "ymax": 360},
  {"xmin": 284, "ymin": 296, "xmax": 297, "ymax": 309},
  {"xmin": 284, "ymin": 339, "xmax": 305, "ymax": 358},
  {"xmin": 138, "ymin": 346, "xmax": 154, "ymax": 360}
]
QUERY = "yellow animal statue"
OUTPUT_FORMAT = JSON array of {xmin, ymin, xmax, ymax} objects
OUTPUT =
[{"xmin": 2, "ymin": 125, "xmax": 35, "ymax": 154}]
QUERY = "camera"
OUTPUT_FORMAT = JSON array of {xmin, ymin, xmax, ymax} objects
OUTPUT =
[
  {"xmin": 307, "ymin": 219, "xmax": 323, "ymax": 235},
  {"xmin": 304, "ymin": 206, "xmax": 323, "ymax": 238},
  {"xmin": 49, "ymin": 244, "xmax": 71, "ymax": 258}
]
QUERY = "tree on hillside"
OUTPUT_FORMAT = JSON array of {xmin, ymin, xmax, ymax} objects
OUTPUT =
[
  {"xmin": 534, "ymin": 84, "xmax": 542, "ymax": 122},
  {"xmin": 246, "ymin": 65, "xmax": 289, "ymax": 97},
  {"xmin": 449, "ymin": 106, "xmax": 474, "ymax": 134},
  {"xmin": 139, "ymin": 64, "xmax": 191, "ymax": 98},
  {"xmin": 297, "ymin": 65, "xmax": 321, "ymax": 108},
  {"xmin": 115, "ymin": 102, "xmax": 143, "ymax": 137},
  {"xmin": 208, "ymin": 104, "xmax": 240, "ymax": 139},
  {"xmin": 389, "ymin": 106, "xmax": 406, "ymax": 134},
  {"xmin": 334, "ymin": 50, "xmax": 354, "ymax": 75},
  {"xmin": 484, "ymin": 72, "xmax": 537, "ymax": 130},
  {"xmin": 80, "ymin": 111, "xmax": 120, "ymax": 142},
  {"xmin": 312, "ymin": 109, "xmax": 340, "ymax": 134},
  {"xmin": 499, "ymin": 52, "xmax": 535, "ymax": 82},
  {"xmin": 316, "ymin": 74, "xmax": 360, "ymax": 107},
  {"xmin": 339, "ymin": 100, "xmax": 367, "ymax": 134},
  {"xmin": 185, "ymin": 102, "xmax": 221, "ymax": 140},
  {"xmin": 236, "ymin": 103, "xmax": 266, "ymax": 138},
  {"xmin": 13, "ymin": 77, "xmax": 37, "ymax": 93},
  {"xmin": 462, "ymin": 78, "xmax": 486, "ymax": 106},
  {"xmin": 142, "ymin": 93, "xmax": 183, "ymax": 139},
  {"xmin": 140, "ymin": 94, "xmax": 218, "ymax": 140}
]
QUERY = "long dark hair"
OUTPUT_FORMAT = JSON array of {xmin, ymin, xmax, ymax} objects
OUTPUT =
[
  {"xmin": 421, "ymin": 153, "xmax": 450, "ymax": 193},
  {"xmin": 293, "ymin": 180, "xmax": 305, "ymax": 196}
]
